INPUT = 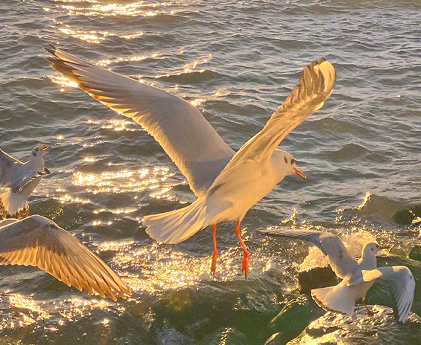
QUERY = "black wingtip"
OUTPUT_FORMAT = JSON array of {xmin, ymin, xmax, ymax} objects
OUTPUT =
[{"xmin": 45, "ymin": 44, "xmax": 56, "ymax": 55}]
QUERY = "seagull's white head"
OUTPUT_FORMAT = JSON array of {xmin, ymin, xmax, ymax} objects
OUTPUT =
[
  {"xmin": 275, "ymin": 149, "xmax": 306, "ymax": 180},
  {"xmin": 359, "ymin": 242, "xmax": 382, "ymax": 269},
  {"xmin": 362, "ymin": 242, "xmax": 382, "ymax": 257},
  {"xmin": 31, "ymin": 144, "xmax": 48, "ymax": 158}
]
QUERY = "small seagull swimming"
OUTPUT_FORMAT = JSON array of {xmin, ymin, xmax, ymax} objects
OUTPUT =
[
  {"xmin": 260, "ymin": 228, "xmax": 415, "ymax": 323},
  {"xmin": 0, "ymin": 145, "xmax": 50, "ymax": 219},
  {"xmin": 0, "ymin": 215, "xmax": 131, "ymax": 300},
  {"xmin": 47, "ymin": 46, "xmax": 335, "ymax": 277}
]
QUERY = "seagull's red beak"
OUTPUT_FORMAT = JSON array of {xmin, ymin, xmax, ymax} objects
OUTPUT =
[
  {"xmin": 41, "ymin": 144, "xmax": 48, "ymax": 151},
  {"xmin": 294, "ymin": 167, "xmax": 306, "ymax": 179}
]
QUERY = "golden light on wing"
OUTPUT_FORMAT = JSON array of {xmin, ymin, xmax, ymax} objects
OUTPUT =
[{"xmin": 0, "ymin": 216, "xmax": 131, "ymax": 301}]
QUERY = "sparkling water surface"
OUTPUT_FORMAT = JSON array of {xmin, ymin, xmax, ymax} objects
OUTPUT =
[{"xmin": 0, "ymin": 1, "xmax": 421, "ymax": 344}]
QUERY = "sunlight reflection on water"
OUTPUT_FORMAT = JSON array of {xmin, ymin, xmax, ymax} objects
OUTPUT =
[
  {"xmin": 49, "ymin": 0, "xmax": 172, "ymax": 18},
  {"xmin": 72, "ymin": 166, "xmax": 175, "ymax": 197}
]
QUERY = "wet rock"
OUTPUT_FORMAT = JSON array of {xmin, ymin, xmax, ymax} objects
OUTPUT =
[
  {"xmin": 409, "ymin": 246, "xmax": 421, "ymax": 262},
  {"xmin": 267, "ymin": 294, "xmax": 324, "ymax": 343},
  {"xmin": 298, "ymin": 267, "xmax": 338, "ymax": 294},
  {"xmin": 393, "ymin": 203, "xmax": 421, "ymax": 225},
  {"xmin": 288, "ymin": 306, "xmax": 421, "ymax": 345},
  {"xmin": 393, "ymin": 209, "xmax": 414, "ymax": 225}
]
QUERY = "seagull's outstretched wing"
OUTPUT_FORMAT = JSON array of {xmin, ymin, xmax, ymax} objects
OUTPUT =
[
  {"xmin": 260, "ymin": 228, "xmax": 357, "ymax": 279},
  {"xmin": 0, "ymin": 149, "xmax": 23, "ymax": 189},
  {"xmin": 357, "ymin": 266, "xmax": 415, "ymax": 323},
  {"xmin": 0, "ymin": 215, "xmax": 131, "ymax": 301},
  {"xmin": 221, "ymin": 58, "xmax": 335, "ymax": 172},
  {"xmin": 46, "ymin": 46, "xmax": 234, "ymax": 197}
]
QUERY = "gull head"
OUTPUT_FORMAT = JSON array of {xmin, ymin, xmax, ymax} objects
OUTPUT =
[
  {"xmin": 277, "ymin": 150, "xmax": 306, "ymax": 179},
  {"xmin": 31, "ymin": 144, "xmax": 48, "ymax": 157},
  {"xmin": 362, "ymin": 242, "xmax": 382, "ymax": 257}
]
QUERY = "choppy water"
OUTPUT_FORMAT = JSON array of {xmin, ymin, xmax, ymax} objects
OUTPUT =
[{"xmin": 1, "ymin": 0, "xmax": 421, "ymax": 344}]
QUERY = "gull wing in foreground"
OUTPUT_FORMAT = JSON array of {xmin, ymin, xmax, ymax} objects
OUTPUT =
[
  {"xmin": 357, "ymin": 266, "xmax": 415, "ymax": 323},
  {"xmin": 0, "ymin": 215, "xmax": 131, "ymax": 301},
  {"xmin": 260, "ymin": 228, "xmax": 357, "ymax": 279},
  {"xmin": 221, "ymin": 58, "xmax": 335, "ymax": 174},
  {"xmin": 46, "ymin": 46, "xmax": 234, "ymax": 197}
]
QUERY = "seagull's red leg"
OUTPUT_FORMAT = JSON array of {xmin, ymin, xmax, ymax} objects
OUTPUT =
[
  {"xmin": 211, "ymin": 224, "xmax": 218, "ymax": 276},
  {"xmin": 234, "ymin": 221, "xmax": 249, "ymax": 277},
  {"xmin": 364, "ymin": 302, "xmax": 377, "ymax": 315}
]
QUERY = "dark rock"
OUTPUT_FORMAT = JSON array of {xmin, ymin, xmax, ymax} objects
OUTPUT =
[
  {"xmin": 409, "ymin": 246, "xmax": 421, "ymax": 262},
  {"xmin": 298, "ymin": 266, "xmax": 338, "ymax": 294},
  {"xmin": 393, "ymin": 209, "xmax": 414, "ymax": 225},
  {"xmin": 392, "ymin": 203, "xmax": 421, "ymax": 225}
]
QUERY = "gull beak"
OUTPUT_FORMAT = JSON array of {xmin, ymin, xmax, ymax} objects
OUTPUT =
[
  {"xmin": 294, "ymin": 168, "xmax": 306, "ymax": 179},
  {"xmin": 41, "ymin": 144, "xmax": 48, "ymax": 151}
]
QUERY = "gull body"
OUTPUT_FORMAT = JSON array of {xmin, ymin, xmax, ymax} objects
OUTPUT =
[
  {"xmin": 261, "ymin": 228, "xmax": 415, "ymax": 322},
  {"xmin": 0, "ymin": 145, "xmax": 50, "ymax": 219},
  {"xmin": 47, "ymin": 46, "xmax": 335, "ymax": 276},
  {"xmin": 0, "ymin": 215, "xmax": 131, "ymax": 301}
]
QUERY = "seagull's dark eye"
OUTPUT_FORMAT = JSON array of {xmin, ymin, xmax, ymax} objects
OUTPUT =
[
  {"xmin": 284, "ymin": 156, "xmax": 288, "ymax": 163},
  {"xmin": 291, "ymin": 159, "xmax": 295, "ymax": 164}
]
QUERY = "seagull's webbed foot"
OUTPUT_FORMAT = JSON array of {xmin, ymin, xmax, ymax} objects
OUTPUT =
[
  {"xmin": 211, "ymin": 224, "xmax": 218, "ymax": 277},
  {"xmin": 234, "ymin": 221, "xmax": 249, "ymax": 278},
  {"xmin": 365, "ymin": 303, "xmax": 377, "ymax": 316}
]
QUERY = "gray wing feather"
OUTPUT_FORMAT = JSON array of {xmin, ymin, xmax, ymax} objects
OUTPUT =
[
  {"xmin": 0, "ymin": 149, "xmax": 23, "ymax": 188},
  {"xmin": 0, "ymin": 215, "xmax": 131, "ymax": 300},
  {"xmin": 260, "ymin": 228, "xmax": 358, "ymax": 279},
  {"xmin": 360, "ymin": 266, "xmax": 415, "ymax": 323},
  {"xmin": 46, "ymin": 46, "xmax": 234, "ymax": 197}
]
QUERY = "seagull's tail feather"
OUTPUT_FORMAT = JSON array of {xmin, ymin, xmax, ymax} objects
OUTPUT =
[
  {"xmin": 143, "ymin": 198, "xmax": 213, "ymax": 244},
  {"xmin": 0, "ymin": 191, "xmax": 28, "ymax": 219},
  {"xmin": 311, "ymin": 281, "xmax": 355, "ymax": 316}
]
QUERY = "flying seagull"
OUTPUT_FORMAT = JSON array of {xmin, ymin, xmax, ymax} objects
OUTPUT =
[
  {"xmin": 47, "ymin": 46, "xmax": 335, "ymax": 277},
  {"xmin": 260, "ymin": 228, "xmax": 415, "ymax": 323},
  {"xmin": 0, "ymin": 145, "xmax": 50, "ymax": 219},
  {"xmin": 0, "ymin": 215, "xmax": 131, "ymax": 301}
]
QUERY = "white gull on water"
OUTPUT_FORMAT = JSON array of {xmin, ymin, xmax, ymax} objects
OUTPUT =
[
  {"xmin": 47, "ymin": 46, "xmax": 335, "ymax": 277},
  {"xmin": 0, "ymin": 145, "xmax": 50, "ymax": 219},
  {"xmin": 0, "ymin": 215, "xmax": 131, "ymax": 300},
  {"xmin": 260, "ymin": 228, "xmax": 415, "ymax": 323}
]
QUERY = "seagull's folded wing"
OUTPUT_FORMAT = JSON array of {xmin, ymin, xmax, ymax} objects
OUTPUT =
[
  {"xmin": 0, "ymin": 215, "xmax": 131, "ymax": 301},
  {"xmin": 260, "ymin": 228, "xmax": 358, "ymax": 279},
  {"xmin": 0, "ymin": 149, "xmax": 24, "ymax": 189},
  {"xmin": 46, "ymin": 46, "xmax": 234, "ymax": 197},
  {"xmin": 356, "ymin": 266, "xmax": 415, "ymax": 323}
]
